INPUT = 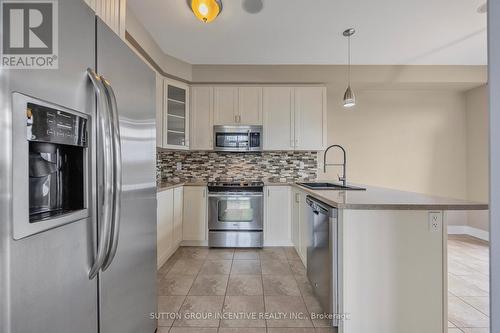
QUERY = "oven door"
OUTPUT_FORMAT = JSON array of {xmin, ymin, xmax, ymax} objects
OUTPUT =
[{"xmin": 208, "ymin": 192, "xmax": 263, "ymax": 230}]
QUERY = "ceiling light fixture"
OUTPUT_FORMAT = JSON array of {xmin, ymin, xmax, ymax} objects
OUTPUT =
[
  {"xmin": 343, "ymin": 28, "xmax": 356, "ymax": 108},
  {"xmin": 189, "ymin": 0, "xmax": 223, "ymax": 23}
]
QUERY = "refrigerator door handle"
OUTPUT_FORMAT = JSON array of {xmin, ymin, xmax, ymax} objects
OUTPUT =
[
  {"xmin": 101, "ymin": 76, "xmax": 122, "ymax": 271},
  {"xmin": 87, "ymin": 68, "xmax": 115, "ymax": 280}
]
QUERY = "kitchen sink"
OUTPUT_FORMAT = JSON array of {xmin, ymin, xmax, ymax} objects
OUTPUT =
[{"xmin": 297, "ymin": 182, "xmax": 366, "ymax": 191}]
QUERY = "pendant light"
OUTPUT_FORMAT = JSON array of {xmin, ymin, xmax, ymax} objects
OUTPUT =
[
  {"xmin": 343, "ymin": 28, "xmax": 356, "ymax": 108},
  {"xmin": 189, "ymin": 0, "xmax": 223, "ymax": 23}
]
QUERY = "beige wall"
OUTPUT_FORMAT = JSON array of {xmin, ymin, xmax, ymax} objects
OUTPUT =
[
  {"xmin": 192, "ymin": 65, "xmax": 478, "ymax": 201},
  {"xmin": 318, "ymin": 89, "xmax": 468, "ymax": 200},
  {"xmin": 126, "ymin": 6, "xmax": 192, "ymax": 81},
  {"xmin": 465, "ymin": 85, "xmax": 489, "ymax": 231}
]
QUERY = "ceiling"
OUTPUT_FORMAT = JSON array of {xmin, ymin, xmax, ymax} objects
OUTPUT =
[{"xmin": 127, "ymin": 0, "xmax": 487, "ymax": 65}]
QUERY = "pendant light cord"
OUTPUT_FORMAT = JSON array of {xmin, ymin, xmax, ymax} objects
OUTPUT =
[{"xmin": 348, "ymin": 34, "xmax": 351, "ymax": 85}]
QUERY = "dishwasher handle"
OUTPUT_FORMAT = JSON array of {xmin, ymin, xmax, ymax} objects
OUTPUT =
[{"xmin": 306, "ymin": 196, "xmax": 331, "ymax": 216}]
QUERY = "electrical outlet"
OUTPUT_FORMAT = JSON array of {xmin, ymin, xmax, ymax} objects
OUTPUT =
[
  {"xmin": 176, "ymin": 162, "xmax": 182, "ymax": 171},
  {"xmin": 428, "ymin": 212, "xmax": 442, "ymax": 232}
]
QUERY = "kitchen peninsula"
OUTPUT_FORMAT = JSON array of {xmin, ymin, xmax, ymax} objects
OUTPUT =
[{"xmin": 293, "ymin": 183, "xmax": 488, "ymax": 333}]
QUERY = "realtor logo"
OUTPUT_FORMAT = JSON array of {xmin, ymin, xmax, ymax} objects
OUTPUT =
[{"xmin": 1, "ymin": 0, "xmax": 58, "ymax": 69}]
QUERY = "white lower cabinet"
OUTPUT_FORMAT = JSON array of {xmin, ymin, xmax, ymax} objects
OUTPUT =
[
  {"xmin": 157, "ymin": 187, "xmax": 184, "ymax": 267},
  {"xmin": 157, "ymin": 189, "xmax": 174, "ymax": 268},
  {"xmin": 173, "ymin": 186, "xmax": 184, "ymax": 245},
  {"xmin": 298, "ymin": 190, "xmax": 310, "ymax": 266},
  {"xmin": 182, "ymin": 186, "xmax": 207, "ymax": 242},
  {"xmin": 290, "ymin": 187, "xmax": 308, "ymax": 266},
  {"xmin": 264, "ymin": 186, "xmax": 292, "ymax": 246},
  {"xmin": 291, "ymin": 187, "xmax": 301, "ymax": 249}
]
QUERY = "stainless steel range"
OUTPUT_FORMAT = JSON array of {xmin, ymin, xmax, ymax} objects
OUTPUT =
[{"xmin": 208, "ymin": 181, "xmax": 264, "ymax": 248}]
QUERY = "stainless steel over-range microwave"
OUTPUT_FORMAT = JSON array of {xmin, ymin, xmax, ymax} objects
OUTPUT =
[{"xmin": 213, "ymin": 125, "xmax": 263, "ymax": 152}]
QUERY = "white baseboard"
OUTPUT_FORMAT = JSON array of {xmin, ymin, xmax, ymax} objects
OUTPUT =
[
  {"xmin": 447, "ymin": 225, "xmax": 489, "ymax": 242},
  {"xmin": 157, "ymin": 243, "xmax": 181, "ymax": 269},
  {"xmin": 181, "ymin": 240, "xmax": 209, "ymax": 247}
]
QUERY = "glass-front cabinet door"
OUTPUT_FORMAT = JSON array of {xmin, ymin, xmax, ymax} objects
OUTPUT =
[{"xmin": 163, "ymin": 78, "xmax": 189, "ymax": 149}]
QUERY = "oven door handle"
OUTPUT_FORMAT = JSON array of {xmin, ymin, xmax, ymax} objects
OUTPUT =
[{"xmin": 208, "ymin": 193, "xmax": 264, "ymax": 198}]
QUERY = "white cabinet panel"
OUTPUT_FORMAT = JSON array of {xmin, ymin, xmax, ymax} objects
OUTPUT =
[
  {"xmin": 157, "ymin": 189, "xmax": 174, "ymax": 267},
  {"xmin": 86, "ymin": 0, "xmax": 125, "ymax": 38},
  {"xmin": 264, "ymin": 186, "xmax": 292, "ymax": 246},
  {"xmin": 291, "ymin": 187, "xmax": 301, "ymax": 249},
  {"xmin": 183, "ymin": 186, "xmax": 207, "ymax": 241},
  {"xmin": 214, "ymin": 87, "xmax": 238, "ymax": 125},
  {"xmin": 294, "ymin": 87, "xmax": 327, "ymax": 151},
  {"xmin": 155, "ymin": 73, "xmax": 164, "ymax": 147},
  {"xmin": 298, "ymin": 190, "xmax": 309, "ymax": 266},
  {"xmin": 190, "ymin": 86, "xmax": 214, "ymax": 150},
  {"xmin": 173, "ymin": 187, "xmax": 184, "ymax": 245},
  {"xmin": 263, "ymin": 87, "xmax": 295, "ymax": 150},
  {"xmin": 238, "ymin": 87, "xmax": 263, "ymax": 125}
]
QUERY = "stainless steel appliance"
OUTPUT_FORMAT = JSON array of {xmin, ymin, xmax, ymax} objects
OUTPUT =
[
  {"xmin": 208, "ymin": 182, "xmax": 264, "ymax": 247},
  {"xmin": 306, "ymin": 196, "xmax": 339, "ymax": 327},
  {"xmin": 0, "ymin": 1, "xmax": 157, "ymax": 332},
  {"xmin": 213, "ymin": 125, "xmax": 263, "ymax": 152}
]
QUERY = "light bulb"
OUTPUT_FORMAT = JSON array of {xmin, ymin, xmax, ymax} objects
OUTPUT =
[{"xmin": 199, "ymin": 3, "xmax": 209, "ymax": 16}]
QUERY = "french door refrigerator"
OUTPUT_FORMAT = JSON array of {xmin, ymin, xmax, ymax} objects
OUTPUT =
[{"xmin": 0, "ymin": 1, "xmax": 157, "ymax": 332}]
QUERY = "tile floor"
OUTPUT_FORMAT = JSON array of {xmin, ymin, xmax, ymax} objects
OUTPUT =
[
  {"xmin": 157, "ymin": 236, "xmax": 491, "ymax": 333},
  {"xmin": 448, "ymin": 235, "xmax": 490, "ymax": 333},
  {"xmin": 157, "ymin": 247, "xmax": 336, "ymax": 333}
]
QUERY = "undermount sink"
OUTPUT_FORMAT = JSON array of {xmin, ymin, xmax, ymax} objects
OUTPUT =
[{"xmin": 297, "ymin": 182, "xmax": 366, "ymax": 191}]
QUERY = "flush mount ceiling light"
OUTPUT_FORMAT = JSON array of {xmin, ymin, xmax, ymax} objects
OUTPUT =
[
  {"xmin": 343, "ymin": 28, "xmax": 356, "ymax": 108},
  {"xmin": 189, "ymin": 0, "xmax": 223, "ymax": 23}
]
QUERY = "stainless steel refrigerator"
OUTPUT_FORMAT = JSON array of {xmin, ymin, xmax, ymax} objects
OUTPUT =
[{"xmin": 0, "ymin": 1, "xmax": 157, "ymax": 332}]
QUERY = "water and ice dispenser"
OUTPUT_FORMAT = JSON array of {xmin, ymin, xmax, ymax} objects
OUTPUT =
[
  {"xmin": 27, "ymin": 103, "xmax": 88, "ymax": 222},
  {"xmin": 12, "ymin": 93, "xmax": 90, "ymax": 239}
]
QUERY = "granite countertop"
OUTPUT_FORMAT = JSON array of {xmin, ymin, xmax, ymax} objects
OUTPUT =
[
  {"xmin": 157, "ymin": 179, "xmax": 292, "ymax": 192},
  {"xmin": 157, "ymin": 180, "xmax": 207, "ymax": 192},
  {"xmin": 293, "ymin": 183, "xmax": 489, "ymax": 210},
  {"xmin": 157, "ymin": 180, "xmax": 487, "ymax": 210}
]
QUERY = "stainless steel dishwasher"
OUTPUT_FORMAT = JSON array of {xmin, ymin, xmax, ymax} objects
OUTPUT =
[{"xmin": 306, "ymin": 195, "xmax": 339, "ymax": 327}]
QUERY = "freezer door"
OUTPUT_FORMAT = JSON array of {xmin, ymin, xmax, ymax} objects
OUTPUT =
[
  {"xmin": 0, "ymin": 1, "xmax": 98, "ymax": 333},
  {"xmin": 96, "ymin": 19, "xmax": 157, "ymax": 333}
]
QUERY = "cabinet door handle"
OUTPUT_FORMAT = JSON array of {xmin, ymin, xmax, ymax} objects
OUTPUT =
[{"xmin": 295, "ymin": 193, "xmax": 300, "ymax": 203}]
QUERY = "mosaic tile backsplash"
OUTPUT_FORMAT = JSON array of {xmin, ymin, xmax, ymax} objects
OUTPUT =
[{"xmin": 157, "ymin": 150, "xmax": 318, "ymax": 183}]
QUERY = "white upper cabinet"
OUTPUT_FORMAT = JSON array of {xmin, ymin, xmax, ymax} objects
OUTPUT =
[
  {"xmin": 213, "ymin": 86, "xmax": 263, "ymax": 125},
  {"xmin": 163, "ymin": 78, "xmax": 190, "ymax": 150},
  {"xmin": 189, "ymin": 85, "xmax": 325, "ymax": 151},
  {"xmin": 214, "ymin": 87, "xmax": 238, "ymax": 125},
  {"xmin": 191, "ymin": 86, "xmax": 214, "ymax": 150},
  {"xmin": 84, "ymin": 0, "xmax": 126, "ymax": 38},
  {"xmin": 294, "ymin": 87, "xmax": 327, "ymax": 150},
  {"xmin": 238, "ymin": 87, "xmax": 263, "ymax": 125},
  {"xmin": 263, "ymin": 87, "xmax": 295, "ymax": 150}
]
